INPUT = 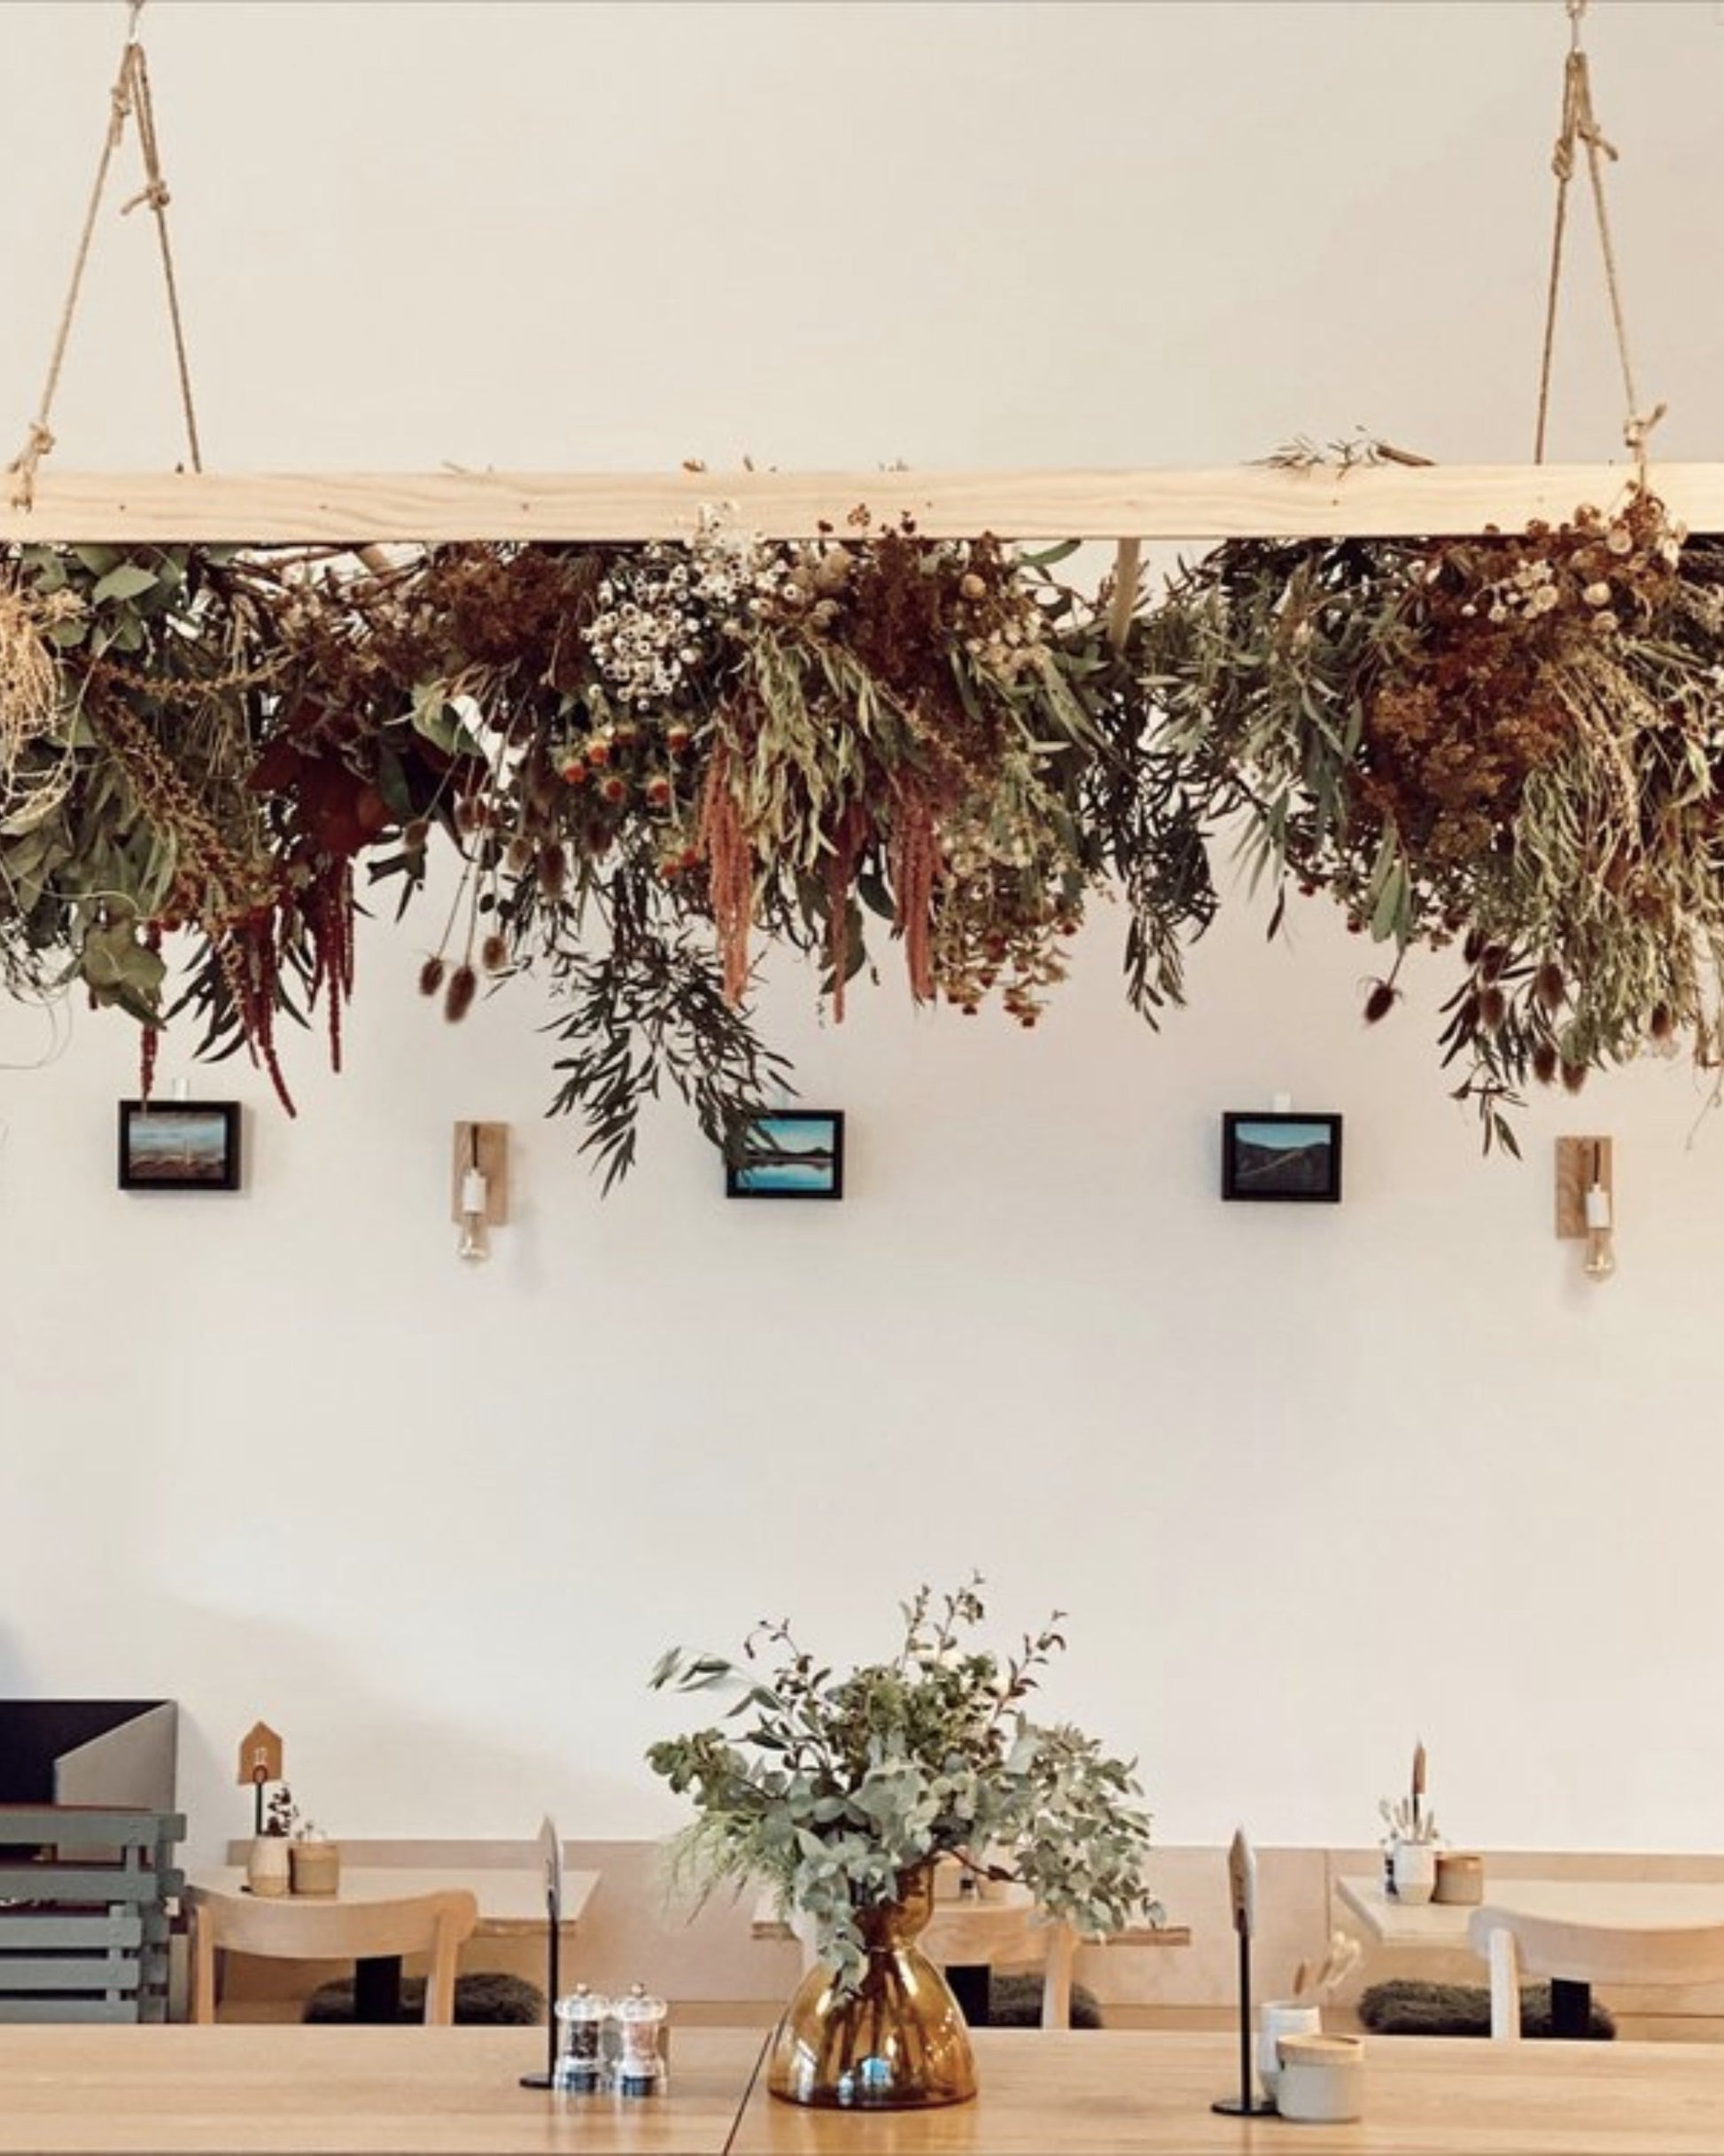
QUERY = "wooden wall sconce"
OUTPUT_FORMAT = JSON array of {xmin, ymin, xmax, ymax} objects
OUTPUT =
[
  {"xmin": 453, "ymin": 1122, "xmax": 509, "ymax": 1265},
  {"xmin": 1555, "ymin": 1136, "xmax": 1615, "ymax": 1283}
]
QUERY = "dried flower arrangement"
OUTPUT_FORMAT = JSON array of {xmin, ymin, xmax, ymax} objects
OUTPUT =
[
  {"xmin": 1146, "ymin": 488, "xmax": 1724, "ymax": 1151},
  {"xmin": 5, "ymin": 486, "xmax": 1724, "ymax": 1179},
  {"xmin": 0, "ymin": 521, "xmax": 1212, "ymax": 1184}
]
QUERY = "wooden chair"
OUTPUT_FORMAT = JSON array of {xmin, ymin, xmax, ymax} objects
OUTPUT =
[
  {"xmin": 1471, "ymin": 1904, "xmax": 1724, "ymax": 2039},
  {"xmin": 190, "ymin": 1889, "xmax": 478, "ymax": 2025}
]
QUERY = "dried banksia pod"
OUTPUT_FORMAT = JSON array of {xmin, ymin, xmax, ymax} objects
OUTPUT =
[
  {"xmin": 504, "ymin": 836, "xmax": 533, "ymax": 874},
  {"xmin": 417, "ymin": 956, "xmax": 447, "ymax": 998},
  {"xmin": 537, "ymin": 843, "xmax": 567, "ymax": 901},
  {"xmin": 1535, "ymin": 961, "xmax": 1566, "ymax": 1011},
  {"xmin": 481, "ymin": 932, "xmax": 509, "ymax": 974},
  {"xmin": 1532, "ymin": 1040, "xmax": 1560, "ymax": 1086},
  {"xmin": 1363, "ymin": 980, "xmax": 1397, "ymax": 1025},
  {"xmin": 1650, "ymin": 1002, "xmax": 1674, "ymax": 1043},
  {"xmin": 444, "ymin": 963, "xmax": 478, "ymax": 1024},
  {"xmin": 1479, "ymin": 985, "xmax": 1507, "ymax": 1031},
  {"xmin": 1560, "ymin": 1060, "xmax": 1588, "ymax": 1094}
]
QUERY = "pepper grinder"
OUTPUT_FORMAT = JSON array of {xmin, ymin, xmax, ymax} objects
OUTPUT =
[{"xmin": 553, "ymin": 1985, "xmax": 610, "ymax": 2093}]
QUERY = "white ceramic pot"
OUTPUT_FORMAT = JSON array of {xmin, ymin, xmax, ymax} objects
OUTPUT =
[
  {"xmin": 1389, "ymin": 1839, "xmax": 1438, "ymax": 1905},
  {"xmin": 1276, "ymin": 2033, "xmax": 1364, "ymax": 2122},
  {"xmin": 1257, "ymin": 1999, "xmax": 1321, "ymax": 2098}
]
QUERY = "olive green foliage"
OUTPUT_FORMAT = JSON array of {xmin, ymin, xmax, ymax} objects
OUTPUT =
[{"xmin": 647, "ymin": 1581, "xmax": 1160, "ymax": 1992}]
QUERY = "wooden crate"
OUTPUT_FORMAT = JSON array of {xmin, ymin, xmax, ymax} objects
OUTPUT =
[{"xmin": 0, "ymin": 1806, "xmax": 183, "ymax": 2022}]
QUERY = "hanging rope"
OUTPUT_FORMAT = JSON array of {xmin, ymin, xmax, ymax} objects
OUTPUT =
[
  {"xmin": 1533, "ymin": 0, "xmax": 1664, "ymax": 481},
  {"xmin": 9, "ymin": 0, "xmax": 203, "ymax": 510}
]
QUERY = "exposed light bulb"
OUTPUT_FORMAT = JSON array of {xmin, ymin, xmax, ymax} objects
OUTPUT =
[{"xmin": 1582, "ymin": 1179, "xmax": 1615, "ymax": 1282}]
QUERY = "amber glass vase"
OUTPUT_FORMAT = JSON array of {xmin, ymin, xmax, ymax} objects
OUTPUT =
[{"xmin": 766, "ymin": 1864, "xmax": 978, "ymax": 2109}]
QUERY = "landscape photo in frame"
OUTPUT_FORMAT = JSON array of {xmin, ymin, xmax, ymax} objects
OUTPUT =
[
  {"xmin": 1221, "ymin": 1112, "xmax": 1342, "ymax": 1203},
  {"xmin": 726, "ymin": 1110, "xmax": 845, "ymax": 1201},
  {"xmin": 117, "ymin": 1101, "xmax": 242, "ymax": 1192}
]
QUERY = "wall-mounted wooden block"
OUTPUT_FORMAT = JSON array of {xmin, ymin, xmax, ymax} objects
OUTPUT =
[
  {"xmin": 1555, "ymin": 1135, "xmax": 1613, "ymax": 1239},
  {"xmin": 451, "ymin": 1123, "xmax": 509, "ymax": 1226}
]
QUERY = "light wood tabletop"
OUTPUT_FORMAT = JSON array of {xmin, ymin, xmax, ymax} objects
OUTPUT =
[
  {"xmin": 728, "ymin": 2028, "xmax": 1724, "ymax": 2154},
  {"xmin": 0, "ymin": 2024, "xmax": 765, "ymax": 2155},
  {"xmin": 1339, "ymin": 1874, "xmax": 1724, "ymax": 1950},
  {"xmin": 185, "ymin": 1866, "xmax": 600, "ymax": 1939},
  {"xmin": 4, "ymin": 2025, "xmax": 1724, "ymax": 2154}
]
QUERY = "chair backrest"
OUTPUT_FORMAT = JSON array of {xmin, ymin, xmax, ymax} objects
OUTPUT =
[
  {"xmin": 190, "ymin": 1889, "xmax": 478, "ymax": 2025},
  {"xmin": 785, "ymin": 1891, "xmax": 1078, "ymax": 2028},
  {"xmin": 0, "ymin": 1806, "xmax": 183, "ymax": 2024},
  {"xmin": 1471, "ymin": 1906, "xmax": 1724, "ymax": 2038}
]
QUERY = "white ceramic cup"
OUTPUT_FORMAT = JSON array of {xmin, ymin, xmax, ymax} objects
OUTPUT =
[
  {"xmin": 1390, "ymin": 1839, "xmax": 1438, "ymax": 1905},
  {"xmin": 1257, "ymin": 1999, "xmax": 1321, "ymax": 2098}
]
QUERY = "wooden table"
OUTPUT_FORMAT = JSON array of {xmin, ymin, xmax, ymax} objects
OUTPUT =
[
  {"xmin": 0, "ymin": 2024, "xmax": 763, "ymax": 2153},
  {"xmin": 7, "ymin": 2025, "xmax": 1724, "ymax": 2154},
  {"xmin": 1339, "ymin": 1874, "xmax": 1724, "ymax": 2039},
  {"xmin": 1340, "ymin": 1875, "xmax": 1724, "ymax": 1948},
  {"xmin": 185, "ymin": 1867, "xmax": 600, "ymax": 2021},
  {"xmin": 187, "ymin": 1866, "xmax": 602, "ymax": 1937},
  {"xmin": 730, "ymin": 2028, "xmax": 1724, "ymax": 2154}
]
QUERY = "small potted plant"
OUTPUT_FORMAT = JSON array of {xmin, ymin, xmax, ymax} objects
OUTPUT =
[{"xmin": 648, "ymin": 1578, "xmax": 1159, "ymax": 2109}]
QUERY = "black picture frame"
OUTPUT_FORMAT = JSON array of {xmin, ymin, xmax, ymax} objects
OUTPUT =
[
  {"xmin": 725, "ymin": 1110, "xmax": 845, "ymax": 1201},
  {"xmin": 117, "ymin": 1101, "xmax": 242, "ymax": 1192},
  {"xmin": 1221, "ymin": 1112, "xmax": 1342, "ymax": 1203}
]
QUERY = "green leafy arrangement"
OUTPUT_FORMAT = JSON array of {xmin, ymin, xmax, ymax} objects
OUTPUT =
[
  {"xmin": 4, "ymin": 485, "xmax": 1723, "ymax": 1179},
  {"xmin": 646, "ymin": 1580, "xmax": 1159, "ymax": 1992}
]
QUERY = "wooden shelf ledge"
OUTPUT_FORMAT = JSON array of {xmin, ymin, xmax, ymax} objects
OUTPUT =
[{"xmin": 1, "ymin": 462, "xmax": 1720, "ymax": 544}]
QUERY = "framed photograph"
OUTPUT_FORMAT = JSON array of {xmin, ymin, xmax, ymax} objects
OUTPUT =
[
  {"xmin": 726, "ymin": 1110, "xmax": 845, "ymax": 1201},
  {"xmin": 1221, "ymin": 1111, "xmax": 1342, "ymax": 1203},
  {"xmin": 117, "ymin": 1101, "xmax": 242, "ymax": 1192}
]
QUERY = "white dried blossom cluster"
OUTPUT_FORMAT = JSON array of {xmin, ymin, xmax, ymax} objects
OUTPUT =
[
  {"xmin": 584, "ymin": 518, "xmax": 837, "ymax": 704},
  {"xmin": 584, "ymin": 547, "xmax": 714, "ymax": 710},
  {"xmin": 958, "ymin": 573, "xmax": 1048, "ymax": 680}
]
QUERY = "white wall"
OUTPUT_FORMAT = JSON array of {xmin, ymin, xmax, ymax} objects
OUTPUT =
[{"xmin": 2, "ymin": 1, "xmax": 1722, "ymax": 1871}]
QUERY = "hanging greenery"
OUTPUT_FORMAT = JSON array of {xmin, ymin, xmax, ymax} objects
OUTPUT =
[
  {"xmin": 0, "ymin": 522, "xmax": 1214, "ymax": 1184},
  {"xmin": 1146, "ymin": 489, "xmax": 1724, "ymax": 1151},
  {"xmin": 4, "ymin": 491, "xmax": 1722, "ymax": 1181}
]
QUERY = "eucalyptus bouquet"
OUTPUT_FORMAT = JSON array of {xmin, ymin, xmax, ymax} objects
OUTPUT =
[{"xmin": 647, "ymin": 1579, "xmax": 1159, "ymax": 1989}]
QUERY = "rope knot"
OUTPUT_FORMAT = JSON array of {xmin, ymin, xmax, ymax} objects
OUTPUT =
[
  {"xmin": 1624, "ymin": 401, "xmax": 1667, "ymax": 469},
  {"xmin": 8, "ymin": 423, "xmax": 58, "ymax": 510},
  {"xmin": 121, "ymin": 179, "xmax": 171, "ymax": 216}
]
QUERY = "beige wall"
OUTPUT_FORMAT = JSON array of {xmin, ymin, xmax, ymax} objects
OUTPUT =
[{"xmin": 1, "ymin": 2, "xmax": 1722, "ymax": 1872}]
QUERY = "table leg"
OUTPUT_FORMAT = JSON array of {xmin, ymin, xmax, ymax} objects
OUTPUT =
[
  {"xmin": 1549, "ymin": 1976, "xmax": 1591, "ymax": 2039},
  {"xmin": 353, "ymin": 1955, "xmax": 404, "ymax": 2023},
  {"xmin": 945, "ymin": 1964, "xmax": 990, "ymax": 2027}
]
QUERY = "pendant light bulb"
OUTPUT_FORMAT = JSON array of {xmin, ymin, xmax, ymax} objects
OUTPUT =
[
  {"xmin": 1582, "ymin": 1175, "xmax": 1615, "ymax": 1283},
  {"xmin": 457, "ymin": 1160, "xmax": 490, "ymax": 1264}
]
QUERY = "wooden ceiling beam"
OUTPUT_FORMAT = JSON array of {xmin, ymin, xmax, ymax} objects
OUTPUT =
[{"xmin": 0, "ymin": 463, "xmax": 1719, "ymax": 545}]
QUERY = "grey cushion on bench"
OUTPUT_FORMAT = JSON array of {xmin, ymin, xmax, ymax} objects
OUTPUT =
[
  {"xmin": 986, "ymin": 1972, "xmax": 1104, "ymax": 2028},
  {"xmin": 1359, "ymin": 1978, "xmax": 1615, "ymax": 2040},
  {"xmin": 304, "ymin": 1971, "xmax": 544, "ymax": 2025}
]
